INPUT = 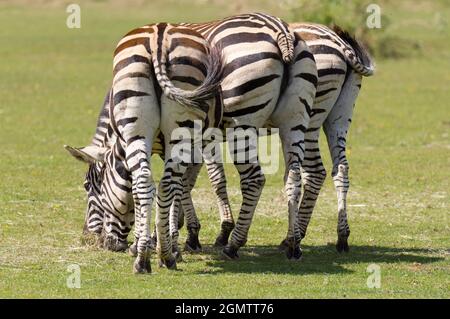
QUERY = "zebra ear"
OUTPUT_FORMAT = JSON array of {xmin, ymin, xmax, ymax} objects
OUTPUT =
[{"xmin": 64, "ymin": 145, "xmax": 106, "ymax": 164}]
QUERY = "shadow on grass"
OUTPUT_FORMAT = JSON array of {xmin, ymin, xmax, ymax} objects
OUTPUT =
[{"xmin": 192, "ymin": 244, "xmax": 445, "ymax": 275}]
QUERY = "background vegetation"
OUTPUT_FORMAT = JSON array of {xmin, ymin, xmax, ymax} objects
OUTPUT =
[{"xmin": 0, "ymin": 0, "xmax": 449, "ymax": 298}]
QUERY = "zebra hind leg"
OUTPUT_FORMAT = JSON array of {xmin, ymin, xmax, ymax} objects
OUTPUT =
[
  {"xmin": 122, "ymin": 137, "xmax": 157, "ymax": 274},
  {"xmin": 268, "ymin": 37, "xmax": 317, "ymax": 260},
  {"xmin": 129, "ymin": 218, "xmax": 157, "ymax": 258},
  {"xmin": 215, "ymin": 220, "xmax": 235, "ymax": 248},
  {"xmin": 204, "ymin": 161, "xmax": 235, "ymax": 248},
  {"xmin": 284, "ymin": 163, "xmax": 303, "ymax": 261},
  {"xmin": 179, "ymin": 163, "xmax": 203, "ymax": 253},
  {"xmin": 276, "ymin": 125, "xmax": 311, "ymax": 261},
  {"xmin": 156, "ymin": 159, "xmax": 189, "ymax": 270},
  {"xmin": 222, "ymin": 161, "xmax": 266, "ymax": 260},
  {"xmin": 185, "ymin": 224, "xmax": 202, "ymax": 253},
  {"xmin": 131, "ymin": 165, "xmax": 156, "ymax": 274},
  {"xmin": 323, "ymin": 71, "xmax": 362, "ymax": 253},
  {"xmin": 277, "ymin": 169, "xmax": 326, "ymax": 253},
  {"xmin": 128, "ymin": 220, "xmax": 141, "ymax": 257},
  {"xmin": 278, "ymin": 137, "xmax": 327, "ymax": 251},
  {"xmin": 169, "ymin": 199, "xmax": 183, "ymax": 262},
  {"xmin": 333, "ymin": 163, "xmax": 350, "ymax": 253}
]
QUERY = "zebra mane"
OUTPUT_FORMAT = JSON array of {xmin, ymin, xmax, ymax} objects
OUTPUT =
[{"xmin": 89, "ymin": 88, "xmax": 114, "ymax": 149}]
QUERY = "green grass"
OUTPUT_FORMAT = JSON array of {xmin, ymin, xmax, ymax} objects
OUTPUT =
[{"xmin": 0, "ymin": 1, "xmax": 449, "ymax": 298}]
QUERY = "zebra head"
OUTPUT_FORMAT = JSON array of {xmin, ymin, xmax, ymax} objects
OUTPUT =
[
  {"xmin": 65, "ymin": 142, "xmax": 135, "ymax": 251},
  {"xmin": 64, "ymin": 144, "xmax": 107, "ymax": 236},
  {"xmin": 65, "ymin": 141, "xmax": 134, "ymax": 251}
]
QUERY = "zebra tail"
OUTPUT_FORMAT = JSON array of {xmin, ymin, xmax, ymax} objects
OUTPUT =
[
  {"xmin": 277, "ymin": 30, "xmax": 295, "ymax": 64},
  {"xmin": 150, "ymin": 27, "xmax": 223, "ymax": 111},
  {"xmin": 332, "ymin": 25, "xmax": 375, "ymax": 77}
]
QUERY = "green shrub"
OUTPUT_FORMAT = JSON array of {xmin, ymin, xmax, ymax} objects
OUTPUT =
[{"xmin": 283, "ymin": 0, "xmax": 420, "ymax": 59}]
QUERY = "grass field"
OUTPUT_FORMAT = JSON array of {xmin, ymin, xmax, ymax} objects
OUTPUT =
[{"xmin": 0, "ymin": 1, "xmax": 449, "ymax": 298}]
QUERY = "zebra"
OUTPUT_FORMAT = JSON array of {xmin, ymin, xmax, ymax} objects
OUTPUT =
[
  {"xmin": 178, "ymin": 23, "xmax": 375, "ymax": 256},
  {"xmin": 284, "ymin": 23, "xmax": 374, "ymax": 253},
  {"xmin": 76, "ymin": 13, "xmax": 318, "ymax": 262},
  {"xmin": 178, "ymin": 13, "xmax": 317, "ymax": 260},
  {"xmin": 65, "ymin": 22, "xmax": 223, "ymax": 273}
]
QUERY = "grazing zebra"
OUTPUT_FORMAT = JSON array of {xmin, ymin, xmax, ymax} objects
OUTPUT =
[
  {"xmin": 65, "ymin": 23, "xmax": 223, "ymax": 273},
  {"xmin": 179, "ymin": 23, "xmax": 375, "ymax": 256},
  {"xmin": 78, "ymin": 13, "xmax": 317, "ymax": 262},
  {"xmin": 179, "ymin": 13, "xmax": 317, "ymax": 260},
  {"xmin": 284, "ymin": 23, "xmax": 374, "ymax": 252}
]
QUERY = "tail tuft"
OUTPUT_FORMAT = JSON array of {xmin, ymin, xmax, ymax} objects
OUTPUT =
[
  {"xmin": 277, "ymin": 32, "xmax": 295, "ymax": 64},
  {"xmin": 332, "ymin": 25, "xmax": 375, "ymax": 76}
]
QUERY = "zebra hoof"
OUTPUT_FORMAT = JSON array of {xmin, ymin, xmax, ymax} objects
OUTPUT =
[
  {"xmin": 103, "ymin": 235, "xmax": 128, "ymax": 252},
  {"xmin": 128, "ymin": 243, "xmax": 138, "ymax": 257},
  {"xmin": 185, "ymin": 227, "xmax": 202, "ymax": 252},
  {"xmin": 285, "ymin": 242, "xmax": 302, "ymax": 261},
  {"xmin": 184, "ymin": 241, "xmax": 202, "ymax": 253},
  {"xmin": 214, "ymin": 235, "xmax": 228, "ymax": 248},
  {"xmin": 214, "ymin": 232, "xmax": 228, "ymax": 248},
  {"xmin": 159, "ymin": 257, "xmax": 177, "ymax": 270},
  {"xmin": 173, "ymin": 250, "xmax": 183, "ymax": 262},
  {"xmin": 214, "ymin": 221, "xmax": 234, "ymax": 247},
  {"xmin": 336, "ymin": 237, "xmax": 349, "ymax": 253},
  {"xmin": 133, "ymin": 257, "xmax": 151, "ymax": 274},
  {"xmin": 278, "ymin": 238, "xmax": 289, "ymax": 251},
  {"xmin": 222, "ymin": 245, "xmax": 239, "ymax": 260}
]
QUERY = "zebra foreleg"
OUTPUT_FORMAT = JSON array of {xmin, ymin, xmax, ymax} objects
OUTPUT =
[
  {"xmin": 143, "ymin": 163, "xmax": 202, "ymax": 258},
  {"xmin": 99, "ymin": 150, "xmax": 135, "ymax": 253},
  {"xmin": 101, "ymin": 214, "xmax": 131, "ymax": 252},
  {"xmin": 163, "ymin": 163, "xmax": 203, "ymax": 258}
]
